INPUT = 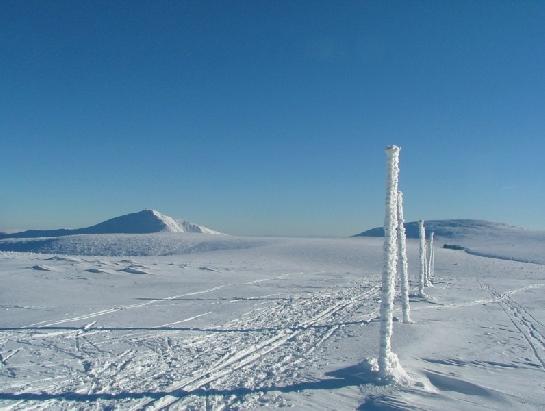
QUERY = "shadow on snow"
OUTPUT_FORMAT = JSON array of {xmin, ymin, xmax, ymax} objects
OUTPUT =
[
  {"xmin": 0, "ymin": 319, "xmax": 375, "ymax": 334},
  {"xmin": 0, "ymin": 363, "xmax": 379, "ymax": 403}
]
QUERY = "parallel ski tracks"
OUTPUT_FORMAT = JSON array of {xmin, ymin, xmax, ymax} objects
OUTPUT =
[
  {"xmin": 482, "ymin": 282, "xmax": 545, "ymax": 370},
  {"xmin": 25, "ymin": 271, "xmax": 311, "ymax": 329},
  {"xmin": 139, "ymin": 284, "xmax": 380, "ymax": 410},
  {"xmin": 1, "ymin": 270, "xmax": 379, "ymax": 410}
]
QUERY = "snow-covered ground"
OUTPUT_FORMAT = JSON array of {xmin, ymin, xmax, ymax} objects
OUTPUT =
[{"xmin": 1, "ymin": 235, "xmax": 544, "ymax": 410}]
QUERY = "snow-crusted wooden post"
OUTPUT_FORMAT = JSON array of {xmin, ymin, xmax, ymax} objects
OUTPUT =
[
  {"xmin": 418, "ymin": 220, "xmax": 427, "ymax": 296},
  {"xmin": 378, "ymin": 145, "xmax": 401, "ymax": 378},
  {"xmin": 397, "ymin": 191, "xmax": 411, "ymax": 323}
]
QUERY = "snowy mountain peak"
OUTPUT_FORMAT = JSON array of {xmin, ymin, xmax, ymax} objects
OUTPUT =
[
  {"xmin": 88, "ymin": 209, "xmax": 184, "ymax": 234},
  {"xmin": 0, "ymin": 210, "xmax": 221, "ymax": 239},
  {"xmin": 144, "ymin": 209, "xmax": 184, "ymax": 232},
  {"xmin": 145, "ymin": 209, "xmax": 221, "ymax": 234}
]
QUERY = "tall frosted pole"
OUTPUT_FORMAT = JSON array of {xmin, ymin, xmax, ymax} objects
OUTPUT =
[
  {"xmin": 397, "ymin": 191, "xmax": 411, "ymax": 324},
  {"xmin": 378, "ymin": 145, "xmax": 400, "ymax": 378},
  {"xmin": 418, "ymin": 220, "xmax": 427, "ymax": 297},
  {"xmin": 427, "ymin": 232, "xmax": 435, "ymax": 283}
]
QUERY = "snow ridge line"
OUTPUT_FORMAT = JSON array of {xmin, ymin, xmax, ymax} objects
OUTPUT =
[
  {"xmin": 482, "ymin": 283, "xmax": 545, "ymax": 370},
  {"xmin": 143, "ymin": 285, "xmax": 380, "ymax": 410}
]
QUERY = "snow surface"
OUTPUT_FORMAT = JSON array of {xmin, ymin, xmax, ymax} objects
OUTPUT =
[
  {"xmin": 1, "ymin": 234, "xmax": 545, "ymax": 409},
  {"xmin": 0, "ymin": 233, "xmax": 261, "ymax": 256}
]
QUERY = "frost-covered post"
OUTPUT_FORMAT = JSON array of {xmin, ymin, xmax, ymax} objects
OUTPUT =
[
  {"xmin": 425, "ymin": 232, "xmax": 434, "ymax": 286},
  {"xmin": 418, "ymin": 220, "xmax": 427, "ymax": 296},
  {"xmin": 427, "ymin": 232, "xmax": 435, "ymax": 283},
  {"xmin": 378, "ymin": 145, "xmax": 401, "ymax": 378},
  {"xmin": 397, "ymin": 191, "xmax": 411, "ymax": 323}
]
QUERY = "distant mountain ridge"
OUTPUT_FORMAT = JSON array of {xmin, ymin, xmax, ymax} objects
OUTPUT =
[
  {"xmin": 0, "ymin": 210, "xmax": 221, "ymax": 239},
  {"xmin": 353, "ymin": 219, "xmax": 520, "ymax": 239},
  {"xmin": 354, "ymin": 219, "xmax": 545, "ymax": 265}
]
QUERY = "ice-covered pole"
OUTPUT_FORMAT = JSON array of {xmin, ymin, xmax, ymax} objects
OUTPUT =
[
  {"xmin": 426, "ymin": 232, "xmax": 434, "ymax": 286},
  {"xmin": 428, "ymin": 232, "xmax": 435, "ymax": 281},
  {"xmin": 378, "ymin": 145, "xmax": 400, "ymax": 378},
  {"xmin": 397, "ymin": 191, "xmax": 411, "ymax": 324},
  {"xmin": 431, "ymin": 241, "xmax": 435, "ymax": 280},
  {"xmin": 418, "ymin": 220, "xmax": 427, "ymax": 296}
]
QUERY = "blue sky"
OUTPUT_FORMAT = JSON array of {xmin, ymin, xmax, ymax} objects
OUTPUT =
[{"xmin": 1, "ymin": 1, "xmax": 544, "ymax": 236}]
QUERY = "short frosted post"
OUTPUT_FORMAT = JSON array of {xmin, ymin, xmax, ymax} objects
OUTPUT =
[
  {"xmin": 397, "ymin": 191, "xmax": 411, "ymax": 323},
  {"xmin": 418, "ymin": 220, "xmax": 427, "ymax": 296},
  {"xmin": 378, "ymin": 145, "xmax": 400, "ymax": 378}
]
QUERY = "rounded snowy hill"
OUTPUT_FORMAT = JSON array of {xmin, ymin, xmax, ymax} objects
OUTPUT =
[
  {"xmin": 85, "ymin": 209, "xmax": 221, "ymax": 235},
  {"xmin": 0, "ymin": 210, "xmax": 221, "ymax": 239},
  {"xmin": 355, "ymin": 219, "xmax": 545, "ymax": 265},
  {"xmin": 354, "ymin": 219, "xmax": 520, "ymax": 239},
  {"xmin": 0, "ymin": 210, "xmax": 229, "ymax": 256}
]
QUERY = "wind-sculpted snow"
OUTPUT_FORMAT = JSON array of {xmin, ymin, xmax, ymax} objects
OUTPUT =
[
  {"xmin": 450, "ymin": 237, "xmax": 545, "ymax": 265},
  {"xmin": 0, "ymin": 233, "xmax": 266, "ymax": 256}
]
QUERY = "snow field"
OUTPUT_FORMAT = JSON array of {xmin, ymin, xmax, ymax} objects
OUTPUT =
[{"xmin": 0, "ymin": 236, "xmax": 544, "ymax": 410}]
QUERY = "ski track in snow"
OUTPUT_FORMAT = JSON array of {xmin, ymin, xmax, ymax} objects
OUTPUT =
[
  {"xmin": 3, "ymin": 237, "xmax": 545, "ymax": 410},
  {"xmin": 481, "ymin": 282, "xmax": 545, "ymax": 370},
  {"xmin": 25, "ymin": 272, "xmax": 308, "ymax": 329},
  {"xmin": 411, "ymin": 282, "xmax": 545, "ymax": 312},
  {"xmin": 141, "ymin": 284, "xmax": 380, "ymax": 410},
  {"xmin": 0, "ymin": 271, "xmax": 379, "ymax": 410}
]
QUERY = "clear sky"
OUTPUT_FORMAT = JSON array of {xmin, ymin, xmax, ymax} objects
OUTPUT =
[{"xmin": 1, "ymin": 1, "xmax": 545, "ymax": 237}]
